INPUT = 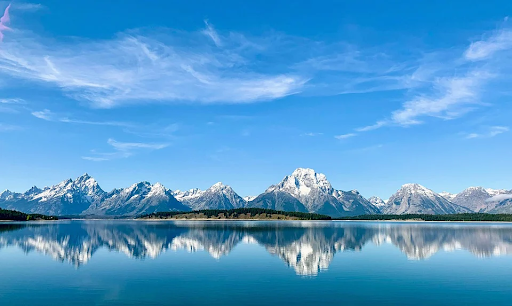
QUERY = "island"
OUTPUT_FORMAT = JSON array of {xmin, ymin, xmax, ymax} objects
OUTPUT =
[
  {"xmin": 139, "ymin": 208, "xmax": 332, "ymax": 220},
  {"xmin": 0, "ymin": 208, "xmax": 58, "ymax": 221}
]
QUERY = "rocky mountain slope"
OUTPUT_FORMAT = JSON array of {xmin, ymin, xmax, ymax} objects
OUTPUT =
[
  {"xmin": 172, "ymin": 182, "xmax": 246, "ymax": 210},
  {"xmin": 381, "ymin": 183, "xmax": 470, "ymax": 215}
]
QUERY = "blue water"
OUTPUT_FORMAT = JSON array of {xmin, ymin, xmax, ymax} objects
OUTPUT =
[{"xmin": 1, "ymin": 220, "xmax": 512, "ymax": 305}]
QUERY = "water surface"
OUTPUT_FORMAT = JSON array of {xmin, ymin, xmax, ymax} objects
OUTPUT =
[{"xmin": 1, "ymin": 220, "xmax": 512, "ymax": 305}]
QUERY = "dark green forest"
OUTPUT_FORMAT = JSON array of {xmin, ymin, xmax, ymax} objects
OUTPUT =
[
  {"xmin": 139, "ymin": 208, "xmax": 332, "ymax": 220},
  {"xmin": 336, "ymin": 213, "xmax": 512, "ymax": 222},
  {"xmin": 0, "ymin": 208, "xmax": 58, "ymax": 221}
]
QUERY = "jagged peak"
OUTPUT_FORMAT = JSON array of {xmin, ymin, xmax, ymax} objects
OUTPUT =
[
  {"xmin": 211, "ymin": 182, "xmax": 226, "ymax": 188},
  {"xmin": 464, "ymin": 186, "xmax": 486, "ymax": 192},
  {"xmin": 209, "ymin": 182, "xmax": 231, "ymax": 192},
  {"xmin": 78, "ymin": 172, "xmax": 91, "ymax": 179},
  {"xmin": 292, "ymin": 167, "xmax": 317, "ymax": 176},
  {"xmin": 152, "ymin": 182, "xmax": 165, "ymax": 188},
  {"xmin": 396, "ymin": 183, "xmax": 438, "ymax": 197},
  {"xmin": 282, "ymin": 168, "xmax": 331, "ymax": 189}
]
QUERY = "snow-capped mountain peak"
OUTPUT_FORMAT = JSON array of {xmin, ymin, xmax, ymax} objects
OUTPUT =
[
  {"xmin": 0, "ymin": 189, "xmax": 17, "ymax": 201},
  {"xmin": 244, "ymin": 196, "xmax": 256, "ymax": 202},
  {"xmin": 251, "ymin": 168, "xmax": 379, "ymax": 217},
  {"xmin": 368, "ymin": 196, "xmax": 386, "ymax": 208},
  {"xmin": 172, "ymin": 188, "xmax": 204, "ymax": 200},
  {"xmin": 270, "ymin": 168, "xmax": 333, "ymax": 196},
  {"xmin": 398, "ymin": 183, "xmax": 438, "ymax": 198},
  {"xmin": 209, "ymin": 182, "xmax": 228, "ymax": 191},
  {"xmin": 173, "ymin": 182, "xmax": 245, "ymax": 211}
]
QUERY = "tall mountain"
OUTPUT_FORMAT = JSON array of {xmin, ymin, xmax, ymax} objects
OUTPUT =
[
  {"xmin": 449, "ymin": 187, "xmax": 509, "ymax": 212},
  {"xmin": 84, "ymin": 182, "xmax": 189, "ymax": 216},
  {"xmin": 247, "ymin": 168, "xmax": 379, "ymax": 217},
  {"xmin": 3, "ymin": 174, "xmax": 106, "ymax": 215},
  {"xmin": 382, "ymin": 183, "xmax": 470, "ymax": 215},
  {"xmin": 172, "ymin": 182, "xmax": 246, "ymax": 210}
]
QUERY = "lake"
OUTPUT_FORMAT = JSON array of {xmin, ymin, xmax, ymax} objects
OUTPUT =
[{"xmin": 1, "ymin": 220, "xmax": 512, "ymax": 305}]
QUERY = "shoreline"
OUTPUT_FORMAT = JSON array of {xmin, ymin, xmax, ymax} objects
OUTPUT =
[{"xmin": 3, "ymin": 218, "xmax": 512, "ymax": 224}]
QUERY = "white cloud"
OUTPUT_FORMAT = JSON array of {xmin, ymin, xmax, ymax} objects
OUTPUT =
[
  {"xmin": 30, "ymin": 108, "xmax": 134, "ymax": 127},
  {"xmin": 391, "ymin": 70, "xmax": 490, "ymax": 126},
  {"xmin": 202, "ymin": 20, "xmax": 222, "ymax": 47},
  {"xmin": 302, "ymin": 132, "xmax": 323, "ymax": 137},
  {"xmin": 0, "ymin": 98, "xmax": 25, "ymax": 104},
  {"xmin": 465, "ymin": 27, "xmax": 512, "ymax": 61},
  {"xmin": 6, "ymin": 2, "xmax": 44, "ymax": 11},
  {"xmin": 31, "ymin": 109, "xmax": 53, "ymax": 120},
  {"xmin": 355, "ymin": 121, "xmax": 387, "ymax": 132},
  {"xmin": 82, "ymin": 138, "xmax": 168, "ymax": 161},
  {"xmin": 486, "ymin": 194, "xmax": 512, "ymax": 202},
  {"xmin": 466, "ymin": 126, "xmax": 509, "ymax": 139},
  {"xmin": 0, "ymin": 25, "xmax": 306, "ymax": 108},
  {"xmin": 107, "ymin": 138, "xmax": 168, "ymax": 151},
  {"xmin": 334, "ymin": 133, "xmax": 356, "ymax": 140}
]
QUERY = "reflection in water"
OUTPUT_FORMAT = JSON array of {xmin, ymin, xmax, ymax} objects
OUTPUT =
[{"xmin": 1, "ymin": 221, "xmax": 512, "ymax": 275}]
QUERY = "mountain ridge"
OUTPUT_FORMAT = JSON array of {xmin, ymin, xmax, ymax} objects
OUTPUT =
[{"xmin": 1, "ymin": 169, "xmax": 510, "ymax": 217}]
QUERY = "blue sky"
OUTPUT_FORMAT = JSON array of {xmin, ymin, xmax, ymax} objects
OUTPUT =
[{"xmin": 0, "ymin": 0, "xmax": 511, "ymax": 199}]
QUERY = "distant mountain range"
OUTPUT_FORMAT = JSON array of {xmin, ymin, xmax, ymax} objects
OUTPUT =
[{"xmin": 1, "ymin": 168, "xmax": 511, "ymax": 217}]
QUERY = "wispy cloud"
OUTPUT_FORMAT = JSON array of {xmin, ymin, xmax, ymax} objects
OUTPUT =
[
  {"xmin": 486, "ymin": 194, "xmax": 512, "ymax": 202},
  {"xmin": 0, "ymin": 23, "xmax": 306, "ymax": 108},
  {"xmin": 0, "ymin": 123, "xmax": 20, "ymax": 131},
  {"xmin": 466, "ymin": 126, "xmax": 509, "ymax": 139},
  {"xmin": 391, "ymin": 70, "xmax": 490, "ymax": 126},
  {"xmin": 301, "ymin": 132, "xmax": 323, "ymax": 137},
  {"xmin": 202, "ymin": 20, "xmax": 222, "ymax": 47},
  {"xmin": 355, "ymin": 121, "xmax": 387, "ymax": 132},
  {"xmin": 0, "ymin": 98, "xmax": 24, "ymax": 104},
  {"xmin": 465, "ymin": 24, "xmax": 512, "ymax": 61},
  {"xmin": 334, "ymin": 133, "xmax": 356, "ymax": 140},
  {"xmin": 31, "ymin": 109, "xmax": 53, "ymax": 120},
  {"xmin": 350, "ymin": 24, "xmax": 512, "ymax": 134},
  {"xmin": 0, "ymin": 2, "xmax": 44, "ymax": 11},
  {"xmin": 0, "ymin": 3, "xmax": 11, "ymax": 42},
  {"xmin": 82, "ymin": 138, "xmax": 169, "ymax": 161},
  {"xmin": 31, "ymin": 108, "xmax": 133, "ymax": 127}
]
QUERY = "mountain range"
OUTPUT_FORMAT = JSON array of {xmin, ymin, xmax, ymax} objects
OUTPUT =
[{"xmin": 0, "ymin": 168, "xmax": 511, "ymax": 217}]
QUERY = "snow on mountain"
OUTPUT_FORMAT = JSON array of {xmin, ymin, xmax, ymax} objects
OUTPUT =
[
  {"xmin": 449, "ymin": 187, "xmax": 503, "ymax": 212},
  {"xmin": 84, "ymin": 181, "xmax": 189, "ymax": 216},
  {"xmin": 382, "ymin": 183, "xmax": 471, "ymax": 215},
  {"xmin": 3, "ymin": 174, "xmax": 106, "ymax": 215},
  {"xmin": 368, "ymin": 196, "xmax": 386, "ymax": 208},
  {"xmin": 248, "ymin": 168, "xmax": 379, "ymax": 217},
  {"xmin": 172, "ymin": 182, "xmax": 246, "ymax": 210},
  {"xmin": 243, "ymin": 196, "xmax": 256, "ymax": 202},
  {"xmin": 439, "ymin": 192, "xmax": 456, "ymax": 201},
  {"xmin": 486, "ymin": 193, "xmax": 512, "ymax": 213}
]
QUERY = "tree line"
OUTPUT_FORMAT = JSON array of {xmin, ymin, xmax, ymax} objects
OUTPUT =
[
  {"xmin": 0, "ymin": 208, "xmax": 58, "ymax": 221},
  {"xmin": 336, "ymin": 213, "xmax": 512, "ymax": 222},
  {"xmin": 139, "ymin": 208, "xmax": 332, "ymax": 220}
]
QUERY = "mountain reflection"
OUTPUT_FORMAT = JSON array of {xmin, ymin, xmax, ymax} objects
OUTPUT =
[{"xmin": 1, "ymin": 221, "xmax": 512, "ymax": 275}]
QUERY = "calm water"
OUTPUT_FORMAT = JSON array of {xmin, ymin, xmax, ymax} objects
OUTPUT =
[{"xmin": 1, "ymin": 220, "xmax": 512, "ymax": 305}]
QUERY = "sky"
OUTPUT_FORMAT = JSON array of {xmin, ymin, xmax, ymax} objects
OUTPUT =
[{"xmin": 0, "ymin": 0, "xmax": 511, "ymax": 199}]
